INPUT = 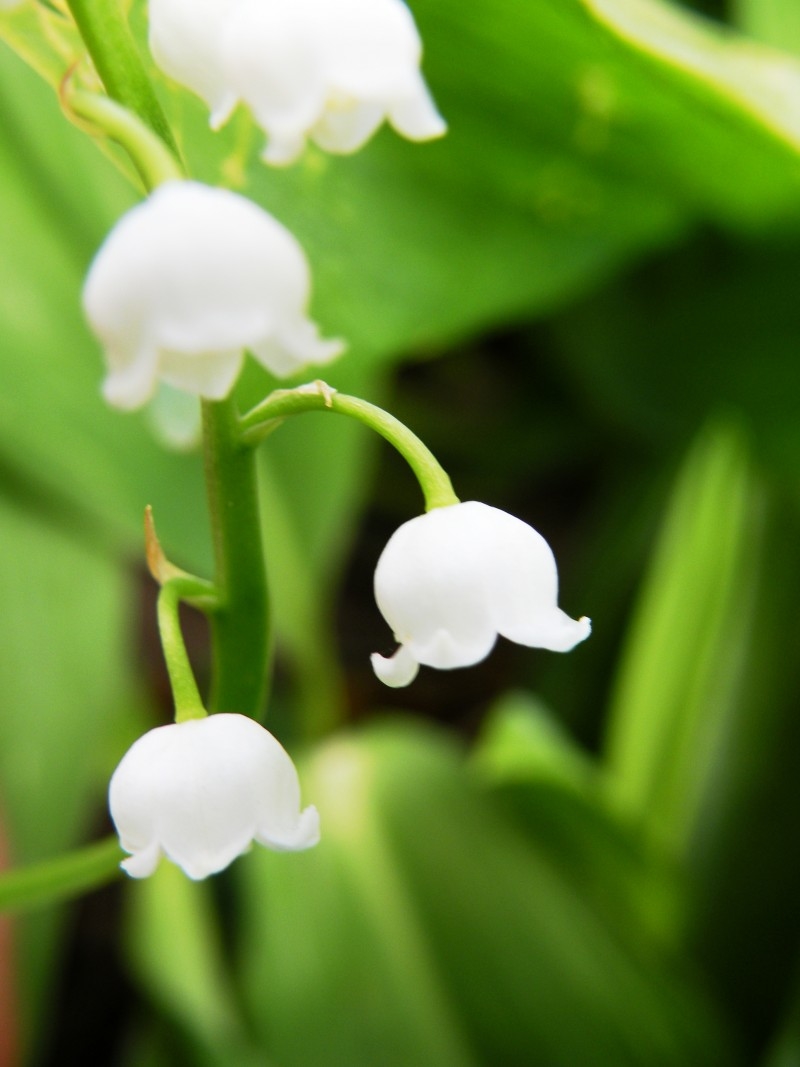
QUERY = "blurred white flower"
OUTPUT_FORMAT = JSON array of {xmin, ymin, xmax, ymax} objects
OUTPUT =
[
  {"xmin": 109, "ymin": 713, "xmax": 320, "ymax": 880},
  {"xmin": 148, "ymin": 0, "xmax": 446, "ymax": 165},
  {"xmin": 83, "ymin": 180, "xmax": 342, "ymax": 410},
  {"xmin": 371, "ymin": 501, "xmax": 591, "ymax": 687},
  {"xmin": 149, "ymin": 0, "xmax": 239, "ymax": 128}
]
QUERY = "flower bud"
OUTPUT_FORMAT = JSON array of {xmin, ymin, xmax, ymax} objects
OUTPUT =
[
  {"xmin": 84, "ymin": 181, "xmax": 342, "ymax": 409},
  {"xmin": 371, "ymin": 502, "xmax": 591, "ymax": 687}
]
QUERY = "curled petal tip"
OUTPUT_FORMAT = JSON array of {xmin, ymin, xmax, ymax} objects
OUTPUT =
[
  {"xmin": 371, "ymin": 645, "xmax": 419, "ymax": 688},
  {"xmin": 120, "ymin": 842, "xmax": 162, "ymax": 879}
]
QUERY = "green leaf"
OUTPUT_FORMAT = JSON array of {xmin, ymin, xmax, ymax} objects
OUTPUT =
[
  {"xmin": 578, "ymin": 0, "xmax": 800, "ymax": 172},
  {"xmin": 0, "ymin": 838, "xmax": 121, "ymax": 915},
  {"xmin": 603, "ymin": 419, "xmax": 760, "ymax": 857},
  {"xmin": 124, "ymin": 863, "xmax": 263, "ymax": 1067},
  {"xmin": 733, "ymin": 0, "xmax": 800, "ymax": 58},
  {"xmin": 472, "ymin": 692, "xmax": 683, "ymax": 956},
  {"xmin": 0, "ymin": 496, "xmax": 144, "ymax": 1052},
  {"xmin": 237, "ymin": 719, "xmax": 735, "ymax": 1067},
  {"xmin": 0, "ymin": 47, "xmax": 213, "ymax": 569}
]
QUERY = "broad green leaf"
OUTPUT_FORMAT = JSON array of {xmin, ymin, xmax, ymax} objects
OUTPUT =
[
  {"xmin": 238, "ymin": 719, "xmax": 735, "ymax": 1067},
  {"xmin": 761, "ymin": 962, "xmax": 800, "ymax": 1067},
  {"xmin": 0, "ymin": 497, "xmax": 144, "ymax": 1053},
  {"xmin": 603, "ymin": 420, "xmax": 760, "ymax": 856},
  {"xmin": 124, "ymin": 863, "xmax": 263, "ymax": 1067},
  {"xmin": 551, "ymin": 235, "xmax": 800, "ymax": 501},
  {"xmin": 472, "ymin": 691, "xmax": 683, "ymax": 956},
  {"xmin": 677, "ymin": 501, "xmax": 800, "ymax": 1052},
  {"xmin": 0, "ymin": 47, "xmax": 212, "ymax": 570},
  {"xmin": 579, "ymin": 0, "xmax": 800, "ymax": 163},
  {"xmin": 734, "ymin": 0, "xmax": 800, "ymax": 58}
]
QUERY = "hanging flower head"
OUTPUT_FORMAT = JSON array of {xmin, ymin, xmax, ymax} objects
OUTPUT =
[
  {"xmin": 371, "ymin": 501, "xmax": 591, "ymax": 687},
  {"xmin": 83, "ymin": 180, "xmax": 343, "ymax": 410},
  {"xmin": 148, "ymin": 0, "xmax": 446, "ymax": 165},
  {"xmin": 149, "ymin": 0, "xmax": 239, "ymax": 129},
  {"xmin": 109, "ymin": 713, "xmax": 320, "ymax": 880}
]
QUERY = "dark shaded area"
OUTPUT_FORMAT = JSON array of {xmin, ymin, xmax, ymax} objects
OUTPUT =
[{"xmin": 29, "ymin": 861, "xmax": 134, "ymax": 1067}]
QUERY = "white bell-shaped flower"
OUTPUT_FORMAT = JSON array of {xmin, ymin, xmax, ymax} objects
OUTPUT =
[
  {"xmin": 148, "ymin": 0, "xmax": 446, "ymax": 165},
  {"xmin": 371, "ymin": 501, "xmax": 591, "ymax": 687},
  {"xmin": 109, "ymin": 713, "xmax": 320, "ymax": 880},
  {"xmin": 149, "ymin": 0, "xmax": 239, "ymax": 128},
  {"xmin": 83, "ymin": 181, "xmax": 342, "ymax": 410}
]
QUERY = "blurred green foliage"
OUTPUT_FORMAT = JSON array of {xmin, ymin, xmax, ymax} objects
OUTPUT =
[{"xmin": 2, "ymin": 0, "xmax": 800, "ymax": 1063}]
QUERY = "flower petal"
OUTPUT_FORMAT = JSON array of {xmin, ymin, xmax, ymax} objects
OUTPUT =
[
  {"xmin": 370, "ymin": 644, "xmax": 420, "ymax": 687},
  {"xmin": 388, "ymin": 76, "xmax": 448, "ymax": 141}
]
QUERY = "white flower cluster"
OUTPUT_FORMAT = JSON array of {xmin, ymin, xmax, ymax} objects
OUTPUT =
[
  {"xmin": 149, "ymin": 0, "xmax": 446, "ymax": 164},
  {"xmin": 90, "ymin": 0, "xmax": 590, "ymax": 886}
]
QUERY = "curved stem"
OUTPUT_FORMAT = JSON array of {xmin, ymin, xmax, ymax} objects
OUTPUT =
[
  {"xmin": 158, "ymin": 578, "xmax": 209, "ymax": 723},
  {"xmin": 240, "ymin": 382, "xmax": 459, "ymax": 512},
  {"xmin": 65, "ymin": 0, "xmax": 179, "ymax": 157},
  {"xmin": 202, "ymin": 398, "xmax": 270, "ymax": 718},
  {"xmin": 63, "ymin": 88, "xmax": 183, "ymax": 190}
]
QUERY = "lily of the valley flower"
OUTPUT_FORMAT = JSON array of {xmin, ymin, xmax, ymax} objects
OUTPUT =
[
  {"xmin": 149, "ymin": 0, "xmax": 446, "ymax": 165},
  {"xmin": 371, "ymin": 501, "xmax": 591, "ymax": 687},
  {"xmin": 83, "ymin": 180, "xmax": 342, "ymax": 410},
  {"xmin": 109, "ymin": 713, "xmax": 320, "ymax": 880}
]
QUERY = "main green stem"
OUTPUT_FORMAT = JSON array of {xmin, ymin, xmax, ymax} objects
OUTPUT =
[
  {"xmin": 202, "ymin": 399, "xmax": 270, "ymax": 717},
  {"xmin": 65, "ymin": 0, "xmax": 178, "ymax": 156},
  {"xmin": 68, "ymin": 0, "xmax": 271, "ymax": 719}
]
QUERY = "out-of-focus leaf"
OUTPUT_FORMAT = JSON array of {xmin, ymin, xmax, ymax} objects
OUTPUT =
[
  {"xmin": 0, "ymin": 0, "xmax": 85, "ymax": 88},
  {"xmin": 472, "ymin": 690, "xmax": 596, "ymax": 792},
  {"xmin": 761, "ymin": 962, "xmax": 800, "ymax": 1067},
  {"xmin": 238, "ymin": 719, "xmax": 736, "ymax": 1067},
  {"xmin": 578, "ymin": 0, "xmax": 800, "ymax": 172},
  {"xmin": 603, "ymin": 420, "xmax": 759, "ymax": 857},
  {"xmin": 0, "ymin": 47, "xmax": 213, "ymax": 570},
  {"xmin": 172, "ymin": 0, "xmax": 693, "ymax": 370},
  {"xmin": 0, "ymin": 837, "xmax": 121, "ymax": 915},
  {"xmin": 172, "ymin": 0, "xmax": 800, "ymax": 366},
  {"xmin": 0, "ymin": 497, "xmax": 143, "ymax": 1054},
  {"xmin": 472, "ymin": 691, "xmax": 683, "ymax": 956},
  {"xmin": 551, "ymin": 233, "xmax": 800, "ymax": 497},
  {"xmin": 124, "ymin": 863, "xmax": 262, "ymax": 1067},
  {"xmin": 734, "ymin": 0, "xmax": 800, "ymax": 57},
  {"xmin": 678, "ymin": 498, "xmax": 800, "ymax": 1053}
]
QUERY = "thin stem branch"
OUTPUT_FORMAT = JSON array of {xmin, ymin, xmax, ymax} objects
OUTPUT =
[
  {"xmin": 62, "ymin": 88, "xmax": 183, "ymax": 190},
  {"xmin": 157, "ymin": 579, "xmax": 209, "ymax": 722},
  {"xmin": 240, "ymin": 382, "xmax": 459, "ymax": 512},
  {"xmin": 65, "ymin": 0, "xmax": 179, "ymax": 157}
]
